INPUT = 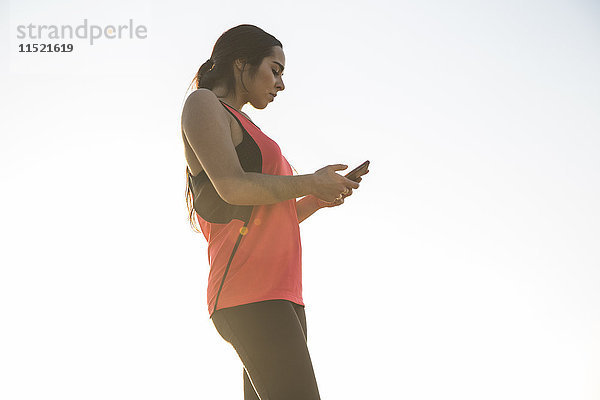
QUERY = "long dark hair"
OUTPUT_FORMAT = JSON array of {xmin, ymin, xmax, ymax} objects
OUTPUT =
[{"xmin": 184, "ymin": 24, "xmax": 283, "ymax": 233}]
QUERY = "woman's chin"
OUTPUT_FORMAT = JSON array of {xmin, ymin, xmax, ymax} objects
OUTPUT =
[{"xmin": 252, "ymin": 101, "xmax": 269, "ymax": 110}]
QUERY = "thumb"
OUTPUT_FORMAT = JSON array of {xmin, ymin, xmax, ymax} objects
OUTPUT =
[{"xmin": 330, "ymin": 164, "xmax": 348, "ymax": 171}]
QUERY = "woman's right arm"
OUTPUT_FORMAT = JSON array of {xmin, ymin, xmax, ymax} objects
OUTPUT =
[{"xmin": 182, "ymin": 89, "xmax": 358, "ymax": 206}]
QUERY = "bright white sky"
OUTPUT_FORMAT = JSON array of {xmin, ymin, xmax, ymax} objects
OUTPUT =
[{"xmin": 1, "ymin": 0, "xmax": 599, "ymax": 399}]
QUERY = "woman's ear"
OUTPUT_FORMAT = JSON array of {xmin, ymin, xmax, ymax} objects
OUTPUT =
[{"xmin": 234, "ymin": 58, "xmax": 247, "ymax": 71}]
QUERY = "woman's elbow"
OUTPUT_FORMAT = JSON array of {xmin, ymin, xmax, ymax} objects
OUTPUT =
[{"xmin": 215, "ymin": 176, "xmax": 244, "ymax": 205}]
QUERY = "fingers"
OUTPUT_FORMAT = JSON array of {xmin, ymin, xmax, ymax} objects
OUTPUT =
[
  {"xmin": 344, "ymin": 177, "xmax": 360, "ymax": 189},
  {"xmin": 317, "ymin": 163, "xmax": 369, "ymax": 202},
  {"xmin": 330, "ymin": 164, "xmax": 348, "ymax": 171},
  {"xmin": 357, "ymin": 170, "xmax": 369, "ymax": 179},
  {"xmin": 325, "ymin": 196, "xmax": 344, "ymax": 207}
]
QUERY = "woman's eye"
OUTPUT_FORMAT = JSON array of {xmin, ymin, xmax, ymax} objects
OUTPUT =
[{"xmin": 272, "ymin": 70, "xmax": 279, "ymax": 75}]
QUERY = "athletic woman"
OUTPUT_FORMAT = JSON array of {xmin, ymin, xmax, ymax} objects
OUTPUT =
[{"xmin": 181, "ymin": 24, "xmax": 368, "ymax": 400}]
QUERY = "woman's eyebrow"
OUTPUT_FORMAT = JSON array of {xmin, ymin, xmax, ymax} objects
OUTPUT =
[{"xmin": 273, "ymin": 61, "xmax": 285, "ymax": 73}]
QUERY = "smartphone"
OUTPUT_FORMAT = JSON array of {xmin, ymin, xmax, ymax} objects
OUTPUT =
[{"xmin": 345, "ymin": 160, "xmax": 370, "ymax": 182}]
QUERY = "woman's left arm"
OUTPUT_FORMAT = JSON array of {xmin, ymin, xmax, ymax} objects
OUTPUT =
[
  {"xmin": 296, "ymin": 191, "xmax": 352, "ymax": 223},
  {"xmin": 296, "ymin": 195, "xmax": 322, "ymax": 223}
]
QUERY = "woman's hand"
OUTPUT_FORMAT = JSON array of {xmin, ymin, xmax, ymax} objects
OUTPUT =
[
  {"xmin": 311, "ymin": 164, "xmax": 360, "ymax": 203},
  {"xmin": 315, "ymin": 169, "xmax": 368, "ymax": 208}
]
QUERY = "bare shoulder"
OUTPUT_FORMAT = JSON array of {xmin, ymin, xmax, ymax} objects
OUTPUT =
[
  {"xmin": 182, "ymin": 89, "xmax": 229, "ymax": 130},
  {"xmin": 183, "ymin": 88, "xmax": 219, "ymax": 114}
]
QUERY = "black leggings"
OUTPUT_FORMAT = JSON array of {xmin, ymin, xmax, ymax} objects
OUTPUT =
[{"xmin": 211, "ymin": 299, "xmax": 321, "ymax": 400}]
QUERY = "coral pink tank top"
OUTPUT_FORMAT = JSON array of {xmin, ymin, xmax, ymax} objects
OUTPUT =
[{"xmin": 188, "ymin": 100, "xmax": 303, "ymax": 318}]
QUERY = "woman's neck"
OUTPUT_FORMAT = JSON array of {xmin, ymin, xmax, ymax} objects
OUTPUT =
[{"xmin": 217, "ymin": 97, "xmax": 253, "ymax": 122}]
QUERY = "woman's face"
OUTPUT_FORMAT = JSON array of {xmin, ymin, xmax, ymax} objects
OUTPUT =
[{"xmin": 247, "ymin": 46, "xmax": 285, "ymax": 109}]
